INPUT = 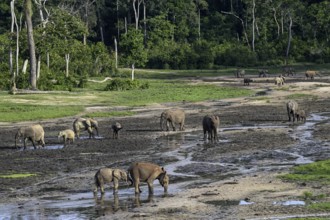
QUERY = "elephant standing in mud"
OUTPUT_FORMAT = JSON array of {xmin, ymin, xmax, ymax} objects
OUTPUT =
[
  {"xmin": 111, "ymin": 122, "xmax": 122, "ymax": 139},
  {"xmin": 128, "ymin": 162, "xmax": 169, "ymax": 194},
  {"xmin": 58, "ymin": 129, "xmax": 75, "ymax": 147},
  {"xmin": 203, "ymin": 115, "xmax": 220, "ymax": 141},
  {"xmin": 73, "ymin": 118, "xmax": 99, "ymax": 139},
  {"xmin": 93, "ymin": 168, "xmax": 128, "ymax": 195},
  {"xmin": 15, "ymin": 124, "xmax": 45, "ymax": 150},
  {"xmin": 275, "ymin": 75, "xmax": 285, "ymax": 86},
  {"xmin": 286, "ymin": 100, "xmax": 299, "ymax": 122},
  {"xmin": 235, "ymin": 69, "xmax": 245, "ymax": 78},
  {"xmin": 305, "ymin": 70, "xmax": 321, "ymax": 80},
  {"xmin": 296, "ymin": 109, "xmax": 306, "ymax": 123},
  {"xmin": 243, "ymin": 78, "xmax": 253, "ymax": 86},
  {"xmin": 160, "ymin": 109, "xmax": 185, "ymax": 131}
]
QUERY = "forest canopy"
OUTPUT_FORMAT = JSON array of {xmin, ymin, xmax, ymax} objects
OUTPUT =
[{"xmin": 0, "ymin": 0, "xmax": 329, "ymax": 90}]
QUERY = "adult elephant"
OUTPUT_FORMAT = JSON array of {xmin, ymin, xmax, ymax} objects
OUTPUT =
[
  {"xmin": 73, "ymin": 118, "xmax": 99, "ymax": 139},
  {"xmin": 128, "ymin": 162, "xmax": 169, "ymax": 194},
  {"xmin": 203, "ymin": 115, "xmax": 220, "ymax": 141},
  {"xmin": 305, "ymin": 70, "xmax": 321, "ymax": 80},
  {"xmin": 15, "ymin": 124, "xmax": 45, "ymax": 150},
  {"xmin": 286, "ymin": 100, "xmax": 299, "ymax": 122},
  {"xmin": 93, "ymin": 168, "xmax": 128, "ymax": 195},
  {"xmin": 160, "ymin": 109, "xmax": 185, "ymax": 131}
]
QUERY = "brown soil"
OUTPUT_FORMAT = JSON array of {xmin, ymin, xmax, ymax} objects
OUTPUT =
[{"xmin": 1, "ymin": 75, "xmax": 330, "ymax": 219}]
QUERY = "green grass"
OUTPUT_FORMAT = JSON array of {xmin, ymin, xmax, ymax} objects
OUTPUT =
[
  {"xmin": 308, "ymin": 202, "xmax": 330, "ymax": 211},
  {"xmin": 286, "ymin": 93, "xmax": 318, "ymax": 100},
  {"xmin": 280, "ymin": 160, "xmax": 330, "ymax": 184},
  {"xmin": 83, "ymin": 111, "xmax": 135, "ymax": 118},
  {"xmin": 0, "ymin": 173, "xmax": 37, "ymax": 178},
  {"xmin": 0, "ymin": 78, "xmax": 252, "ymax": 122}
]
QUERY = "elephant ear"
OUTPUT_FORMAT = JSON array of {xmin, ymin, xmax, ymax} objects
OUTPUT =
[{"xmin": 158, "ymin": 170, "xmax": 167, "ymax": 186}]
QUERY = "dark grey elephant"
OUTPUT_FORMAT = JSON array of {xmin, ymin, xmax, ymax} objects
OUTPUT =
[
  {"xmin": 295, "ymin": 109, "xmax": 306, "ymax": 123},
  {"xmin": 203, "ymin": 115, "xmax": 220, "ymax": 141},
  {"xmin": 15, "ymin": 124, "xmax": 45, "ymax": 150},
  {"xmin": 111, "ymin": 122, "xmax": 122, "ymax": 139},
  {"xmin": 73, "ymin": 118, "xmax": 99, "ymax": 138},
  {"xmin": 286, "ymin": 100, "xmax": 299, "ymax": 122},
  {"xmin": 93, "ymin": 168, "xmax": 128, "ymax": 195},
  {"xmin": 128, "ymin": 162, "xmax": 169, "ymax": 194},
  {"xmin": 160, "ymin": 109, "xmax": 185, "ymax": 131}
]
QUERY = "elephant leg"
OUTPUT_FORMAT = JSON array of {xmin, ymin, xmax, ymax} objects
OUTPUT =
[
  {"xmin": 24, "ymin": 138, "xmax": 28, "ymax": 150},
  {"xmin": 147, "ymin": 181, "xmax": 154, "ymax": 194},
  {"xmin": 134, "ymin": 178, "xmax": 141, "ymax": 194},
  {"xmin": 166, "ymin": 121, "xmax": 170, "ymax": 131},
  {"xmin": 203, "ymin": 130, "xmax": 207, "ymax": 140},
  {"xmin": 171, "ymin": 121, "xmax": 176, "ymax": 131},
  {"xmin": 30, "ymin": 138, "xmax": 37, "ymax": 149},
  {"xmin": 113, "ymin": 178, "xmax": 119, "ymax": 194}
]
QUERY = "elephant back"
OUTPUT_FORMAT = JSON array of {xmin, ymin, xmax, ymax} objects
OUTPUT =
[{"xmin": 31, "ymin": 124, "xmax": 45, "ymax": 141}]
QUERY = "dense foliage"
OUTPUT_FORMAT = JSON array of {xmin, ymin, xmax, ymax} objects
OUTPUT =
[{"xmin": 0, "ymin": 0, "xmax": 329, "ymax": 89}]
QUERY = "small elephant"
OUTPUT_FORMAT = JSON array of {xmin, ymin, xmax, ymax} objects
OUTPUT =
[
  {"xmin": 243, "ymin": 78, "xmax": 253, "ymax": 86},
  {"xmin": 160, "ymin": 109, "xmax": 185, "ymax": 131},
  {"xmin": 283, "ymin": 66, "xmax": 295, "ymax": 76},
  {"xmin": 111, "ymin": 122, "xmax": 122, "ymax": 139},
  {"xmin": 286, "ymin": 100, "xmax": 299, "ymax": 122},
  {"xmin": 128, "ymin": 162, "xmax": 169, "ymax": 194},
  {"xmin": 259, "ymin": 69, "xmax": 268, "ymax": 77},
  {"xmin": 295, "ymin": 109, "xmax": 306, "ymax": 123},
  {"xmin": 73, "ymin": 117, "xmax": 99, "ymax": 139},
  {"xmin": 58, "ymin": 129, "xmax": 75, "ymax": 147},
  {"xmin": 15, "ymin": 124, "xmax": 45, "ymax": 150},
  {"xmin": 93, "ymin": 168, "xmax": 128, "ymax": 195},
  {"xmin": 235, "ymin": 69, "xmax": 245, "ymax": 78},
  {"xmin": 203, "ymin": 115, "xmax": 220, "ymax": 141},
  {"xmin": 275, "ymin": 75, "xmax": 285, "ymax": 86}
]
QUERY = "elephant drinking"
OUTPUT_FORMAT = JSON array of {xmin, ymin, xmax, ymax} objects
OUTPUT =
[
  {"xmin": 203, "ymin": 115, "xmax": 220, "ymax": 141},
  {"xmin": 128, "ymin": 162, "xmax": 169, "ymax": 194}
]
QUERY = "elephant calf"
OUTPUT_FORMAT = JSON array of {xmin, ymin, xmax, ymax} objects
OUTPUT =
[
  {"xmin": 203, "ymin": 115, "xmax": 220, "ymax": 141},
  {"xmin": 275, "ymin": 75, "xmax": 285, "ymax": 86},
  {"xmin": 128, "ymin": 162, "xmax": 169, "ymax": 194},
  {"xmin": 15, "ymin": 124, "xmax": 45, "ymax": 150},
  {"xmin": 296, "ymin": 109, "xmax": 306, "ymax": 123},
  {"xmin": 243, "ymin": 78, "xmax": 253, "ymax": 86},
  {"xmin": 286, "ymin": 100, "xmax": 299, "ymax": 122},
  {"xmin": 111, "ymin": 122, "xmax": 122, "ymax": 139},
  {"xmin": 160, "ymin": 109, "xmax": 185, "ymax": 131},
  {"xmin": 73, "ymin": 117, "xmax": 99, "ymax": 139},
  {"xmin": 93, "ymin": 168, "xmax": 128, "ymax": 195},
  {"xmin": 58, "ymin": 129, "xmax": 75, "ymax": 147}
]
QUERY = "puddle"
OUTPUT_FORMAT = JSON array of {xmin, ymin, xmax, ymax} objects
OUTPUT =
[{"xmin": 273, "ymin": 200, "xmax": 306, "ymax": 206}]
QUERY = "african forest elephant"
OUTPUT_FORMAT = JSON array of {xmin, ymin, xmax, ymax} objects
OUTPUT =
[
  {"xmin": 93, "ymin": 168, "xmax": 128, "ymax": 195},
  {"xmin": 296, "ymin": 109, "xmax": 306, "ymax": 123},
  {"xmin": 128, "ymin": 162, "xmax": 169, "ymax": 194},
  {"xmin": 203, "ymin": 115, "xmax": 220, "ymax": 141},
  {"xmin": 305, "ymin": 70, "xmax": 321, "ymax": 80},
  {"xmin": 73, "ymin": 117, "xmax": 99, "ymax": 139},
  {"xmin": 58, "ymin": 129, "xmax": 75, "ymax": 147},
  {"xmin": 15, "ymin": 124, "xmax": 45, "ymax": 150},
  {"xmin": 286, "ymin": 100, "xmax": 299, "ymax": 122},
  {"xmin": 275, "ymin": 75, "xmax": 285, "ymax": 86},
  {"xmin": 160, "ymin": 109, "xmax": 185, "ymax": 131},
  {"xmin": 111, "ymin": 122, "xmax": 122, "ymax": 139}
]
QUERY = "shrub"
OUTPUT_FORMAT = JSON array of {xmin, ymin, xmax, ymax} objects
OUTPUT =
[{"xmin": 104, "ymin": 78, "xmax": 149, "ymax": 91}]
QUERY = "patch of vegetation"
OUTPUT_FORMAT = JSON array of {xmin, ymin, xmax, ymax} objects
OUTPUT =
[
  {"xmin": 104, "ymin": 78, "xmax": 149, "ymax": 91},
  {"xmin": 280, "ymin": 160, "xmax": 330, "ymax": 184},
  {"xmin": 0, "ymin": 173, "xmax": 37, "ymax": 178},
  {"xmin": 308, "ymin": 202, "xmax": 330, "ymax": 211},
  {"xmin": 286, "ymin": 93, "xmax": 318, "ymax": 100}
]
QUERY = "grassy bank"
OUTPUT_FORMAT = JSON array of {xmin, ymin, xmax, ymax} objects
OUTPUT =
[{"xmin": 0, "ymin": 77, "xmax": 252, "ymax": 122}]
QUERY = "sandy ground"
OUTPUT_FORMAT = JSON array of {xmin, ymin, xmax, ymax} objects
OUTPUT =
[{"xmin": 0, "ymin": 74, "xmax": 330, "ymax": 219}]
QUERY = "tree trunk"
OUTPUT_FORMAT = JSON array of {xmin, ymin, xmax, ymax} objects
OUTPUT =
[
  {"xmin": 46, "ymin": 51, "xmax": 49, "ymax": 69},
  {"xmin": 37, "ymin": 55, "xmax": 41, "ymax": 79},
  {"xmin": 252, "ymin": 0, "xmax": 255, "ymax": 51},
  {"xmin": 24, "ymin": 0, "xmax": 37, "ymax": 90},
  {"xmin": 65, "ymin": 53, "xmax": 70, "ymax": 77},
  {"xmin": 273, "ymin": 7, "xmax": 280, "ymax": 38},
  {"xmin": 133, "ymin": 0, "xmax": 142, "ymax": 30},
  {"xmin": 131, "ymin": 63, "xmax": 135, "ymax": 81},
  {"xmin": 285, "ymin": 14, "xmax": 292, "ymax": 65},
  {"xmin": 22, "ymin": 59, "xmax": 28, "ymax": 74},
  {"xmin": 114, "ymin": 38, "xmax": 118, "ymax": 69},
  {"xmin": 143, "ymin": 0, "xmax": 147, "ymax": 46}
]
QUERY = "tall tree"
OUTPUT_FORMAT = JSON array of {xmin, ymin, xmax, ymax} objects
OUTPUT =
[{"xmin": 24, "ymin": 0, "xmax": 37, "ymax": 90}]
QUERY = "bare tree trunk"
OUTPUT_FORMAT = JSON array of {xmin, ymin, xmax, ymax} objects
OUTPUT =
[
  {"xmin": 131, "ymin": 63, "xmax": 135, "ymax": 81},
  {"xmin": 24, "ymin": 0, "xmax": 37, "ymax": 90},
  {"xmin": 10, "ymin": 0, "xmax": 17, "ymax": 92},
  {"xmin": 65, "ymin": 53, "xmax": 70, "ymax": 77},
  {"xmin": 281, "ymin": 11, "xmax": 284, "ymax": 34},
  {"xmin": 273, "ymin": 7, "xmax": 280, "ymax": 38},
  {"xmin": 114, "ymin": 38, "xmax": 118, "ymax": 69},
  {"xmin": 125, "ymin": 17, "xmax": 127, "ymax": 34},
  {"xmin": 133, "ymin": 0, "xmax": 142, "ymax": 30},
  {"xmin": 37, "ymin": 55, "xmax": 41, "ymax": 79},
  {"xmin": 198, "ymin": 8, "xmax": 201, "ymax": 40},
  {"xmin": 116, "ymin": 0, "xmax": 119, "ymax": 40},
  {"xmin": 252, "ymin": 0, "xmax": 255, "ymax": 51},
  {"xmin": 46, "ymin": 51, "xmax": 49, "ymax": 68},
  {"xmin": 22, "ymin": 59, "xmax": 28, "ymax": 74},
  {"xmin": 143, "ymin": 0, "xmax": 147, "ymax": 46},
  {"xmin": 285, "ymin": 14, "xmax": 292, "ymax": 65}
]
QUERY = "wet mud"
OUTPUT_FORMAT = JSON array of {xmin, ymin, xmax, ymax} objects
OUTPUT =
[{"xmin": 1, "ymin": 77, "xmax": 330, "ymax": 219}]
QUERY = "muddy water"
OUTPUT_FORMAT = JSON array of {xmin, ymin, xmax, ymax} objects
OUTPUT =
[{"xmin": 1, "ymin": 113, "xmax": 329, "ymax": 219}]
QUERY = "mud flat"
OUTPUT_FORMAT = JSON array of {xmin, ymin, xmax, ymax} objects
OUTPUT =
[{"xmin": 0, "ymin": 78, "xmax": 330, "ymax": 219}]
